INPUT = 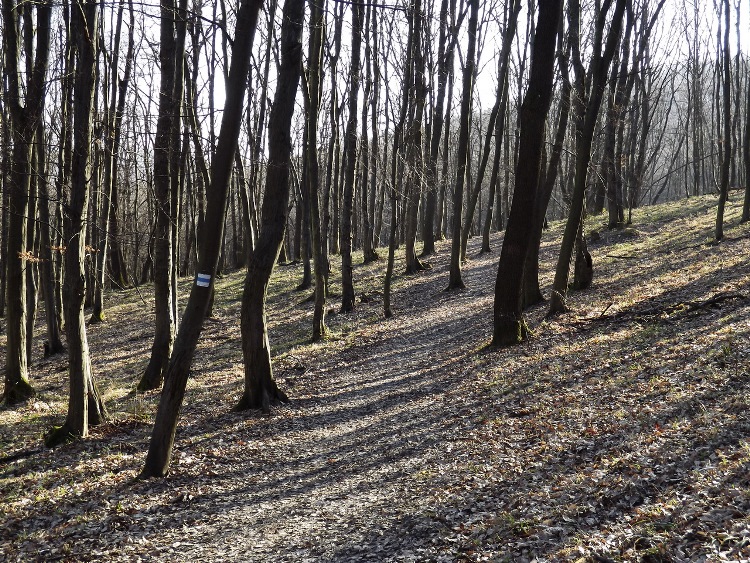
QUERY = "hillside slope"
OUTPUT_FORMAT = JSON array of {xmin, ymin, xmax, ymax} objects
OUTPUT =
[{"xmin": 2, "ymin": 194, "xmax": 750, "ymax": 562}]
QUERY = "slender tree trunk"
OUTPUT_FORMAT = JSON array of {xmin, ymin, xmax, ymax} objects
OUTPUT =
[
  {"xmin": 2, "ymin": 0, "xmax": 52, "ymax": 404},
  {"xmin": 138, "ymin": 0, "xmax": 188, "ymax": 392},
  {"xmin": 235, "ymin": 0, "xmax": 303, "ymax": 412},
  {"xmin": 340, "ymin": 0, "xmax": 363, "ymax": 312},
  {"xmin": 92, "ymin": 0, "xmax": 134, "ymax": 321},
  {"xmin": 304, "ymin": 0, "xmax": 328, "ymax": 340},
  {"xmin": 46, "ymin": 0, "xmax": 107, "ymax": 446},
  {"xmin": 403, "ymin": 0, "xmax": 429, "ymax": 274},
  {"xmin": 549, "ymin": 0, "xmax": 627, "ymax": 315},
  {"xmin": 447, "ymin": 0, "xmax": 478, "ymax": 289},
  {"xmin": 715, "ymin": 0, "xmax": 731, "ymax": 241},
  {"xmin": 141, "ymin": 0, "xmax": 263, "ymax": 478},
  {"xmin": 37, "ymin": 121, "xmax": 65, "ymax": 355},
  {"xmin": 421, "ymin": 0, "xmax": 453, "ymax": 257}
]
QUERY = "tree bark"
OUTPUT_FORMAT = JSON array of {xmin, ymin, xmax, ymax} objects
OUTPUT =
[
  {"xmin": 715, "ymin": 0, "xmax": 731, "ymax": 241},
  {"xmin": 141, "ymin": 0, "xmax": 263, "ymax": 478},
  {"xmin": 303, "ymin": 0, "xmax": 328, "ymax": 340},
  {"xmin": 138, "ymin": 0, "xmax": 188, "ymax": 391},
  {"xmin": 549, "ymin": 0, "xmax": 627, "ymax": 315},
  {"xmin": 447, "ymin": 0, "xmax": 478, "ymax": 290},
  {"xmin": 2, "ymin": 0, "xmax": 51, "ymax": 404},
  {"xmin": 46, "ymin": 0, "xmax": 107, "ymax": 447},
  {"xmin": 235, "ymin": 0, "xmax": 303, "ymax": 412},
  {"xmin": 492, "ymin": 0, "xmax": 561, "ymax": 346},
  {"xmin": 340, "ymin": 0, "xmax": 363, "ymax": 312}
]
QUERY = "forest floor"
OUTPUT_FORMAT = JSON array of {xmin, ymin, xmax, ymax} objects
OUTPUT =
[{"xmin": 2, "ymin": 193, "xmax": 750, "ymax": 562}]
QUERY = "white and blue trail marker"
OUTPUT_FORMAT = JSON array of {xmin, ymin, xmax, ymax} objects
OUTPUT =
[{"xmin": 196, "ymin": 273, "xmax": 211, "ymax": 287}]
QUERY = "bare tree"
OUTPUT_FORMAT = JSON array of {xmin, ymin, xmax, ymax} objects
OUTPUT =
[
  {"xmin": 2, "ymin": 0, "xmax": 51, "ymax": 404},
  {"xmin": 715, "ymin": 0, "xmax": 731, "ymax": 241},
  {"xmin": 46, "ymin": 0, "xmax": 108, "ymax": 446},
  {"xmin": 141, "ymin": 0, "xmax": 263, "ymax": 478},
  {"xmin": 340, "ymin": 0, "xmax": 363, "ymax": 312},
  {"xmin": 138, "ymin": 0, "xmax": 188, "ymax": 391},
  {"xmin": 447, "ymin": 0, "xmax": 479, "ymax": 290},
  {"xmin": 492, "ymin": 0, "xmax": 562, "ymax": 346},
  {"xmin": 548, "ymin": 0, "xmax": 627, "ymax": 315},
  {"xmin": 235, "ymin": 0, "xmax": 304, "ymax": 412}
]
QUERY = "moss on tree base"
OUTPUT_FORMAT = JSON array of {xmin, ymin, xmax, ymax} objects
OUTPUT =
[
  {"xmin": 89, "ymin": 311, "xmax": 106, "ymax": 323},
  {"xmin": 491, "ymin": 315, "xmax": 530, "ymax": 347},
  {"xmin": 44, "ymin": 424, "xmax": 81, "ymax": 448},
  {"xmin": 3, "ymin": 380, "xmax": 36, "ymax": 405}
]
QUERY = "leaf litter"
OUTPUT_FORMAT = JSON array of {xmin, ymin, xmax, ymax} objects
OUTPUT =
[{"xmin": 1, "ymin": 194, "xmax": 750, "ymax": 561}]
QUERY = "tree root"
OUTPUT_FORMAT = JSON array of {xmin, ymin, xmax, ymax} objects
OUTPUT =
[
  {"xmin": 44, "ymin": 423, "xmax": 80, "ymax": 448},
  {"xmin": 3, "ymin": 380, "xmax": 36, "ymax": 406},
  {"xmin": 233, "ymin": 385, "xmax": 289, "ymax": 414}
]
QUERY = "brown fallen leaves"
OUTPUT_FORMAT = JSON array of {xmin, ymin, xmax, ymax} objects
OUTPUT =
[{"xmin": 2, "ymin": 194, "xmax": 750, "ymax": 562}]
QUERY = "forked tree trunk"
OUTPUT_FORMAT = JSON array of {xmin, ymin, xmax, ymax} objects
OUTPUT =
[
  {"xmin": 46, "ymin": 0, "xmax": 107, "ymax": 447},
  {"xmin": 492, "ymin": 0, "xmax": 561, "ymax": 346},
  {"xmin": 235, "ymin": 0, "xmax": 303, "ymax": 412},
  {"xmin": 141, "ymin": 0, "xmax": 263, "ymax": 478}
]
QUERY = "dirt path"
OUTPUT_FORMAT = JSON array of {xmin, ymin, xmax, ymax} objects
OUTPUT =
[{"xmin": 3, "ymin": 195, "xmax": 750, "ymax": 562}]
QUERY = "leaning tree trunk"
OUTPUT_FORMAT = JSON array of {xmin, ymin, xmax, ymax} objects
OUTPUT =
[
  {"xmin": 46, "ymin": 0, "xmax": 108, "ymax": 447},
  {"xmin": 522, "ymin": 20, "xmax": 571, "ymax": 308},
  {"xmin": 141, "ymin": 0, "xmax": 263, "ymax": 478},
  {"xmin": 235, "ymin": 0, "xmax": 303, "ymax": 412},
  {"xmin": 492, "ymin": 0, "xmax": 561, "ymax": 346},
  {"xmin": 549, "ymin": 0, "xmax": 627, "ymax": 315}
]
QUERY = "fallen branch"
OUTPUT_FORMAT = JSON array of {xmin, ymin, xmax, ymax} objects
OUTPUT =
[{"xmin": 572, "ymin": 291, "xmax": 747, "ymax": 329}]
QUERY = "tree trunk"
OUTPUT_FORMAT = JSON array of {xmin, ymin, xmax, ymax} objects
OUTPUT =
[
  {"xmin": 522, "ymin": 19, "xmax": 571, "ymax": 307},
  {"xmin": 141, "ymin": 0, "xmax": 263, "ymax": 478},
  {"xmin": 549, "ymin": 0, "xmax": 627, "ymax": 315},
  {"xmin": 138, "ymin": 0, "xmax": 188, "ymax": 392},
  {"xmin": 492, "ymin": 0, "xmax": 561, "ymax": 346},
  {"xmin": 92, "ymin": 0, "xmax": 134, "ymax": 322},
  {"xmin": 234, "ymin": 0, "xmax": 303, "ymax": 412},
  {"xmin": 447, "ymin": 0, "xmax": 478, "ymax": 290},
  {"xmin": 46, "ymin": 0, "xmax": 107, "ymax": 447},
  {"xmin": 2, "ymin": 0, "xmax": 52, "ymax": 404},
  {"xmin": 715, "ymin": 0, "xmax": 731, "ymax": 241},
  {"xmin": 303, "ymin": 0, "xmax": 328, "ymax": 340},
  {"xmin": 37, "ymin": 121, "xmax": 65, "ymax": 356},
  {"xmin": 340, "ymin": 0, "xmax": 363, "ymax": 312}
]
